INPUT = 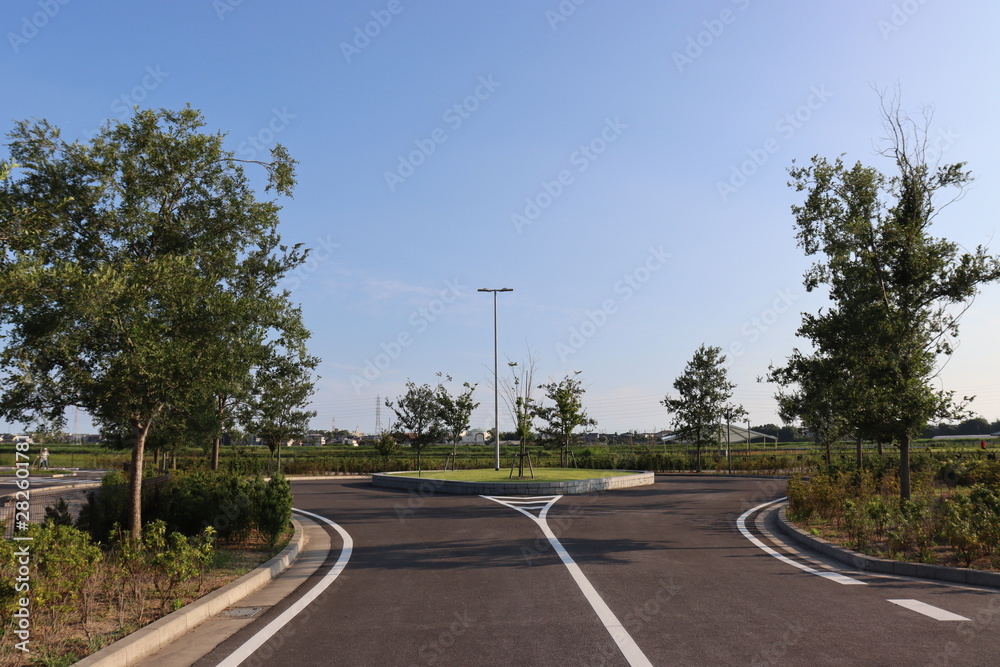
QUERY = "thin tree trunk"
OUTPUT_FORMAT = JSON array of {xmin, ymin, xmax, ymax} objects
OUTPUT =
[
  {"xmin": 855, "ymin": 435, "xmax": 863, "ymax": 469},
  {"xmin": 211, "ymin": 436, "xmax": 221, "ymax": 471},
  {"xmin": 128, "ymin": 419, "xmax": 152, "ymax": 540},
  {"xmin": 900, "ymin": 435, "xmax": 911, "ymax": 500}
]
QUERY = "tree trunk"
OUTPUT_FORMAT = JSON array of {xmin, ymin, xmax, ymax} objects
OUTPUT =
[
  {"xmin": 855, "ymin": 435, "xmax": 863, "ymax": 469},
  {"xmin": 212, "ymin": 436, "xmax": 221, "ymax": 471},
  {"xmin": 128, "ymin": 419, "xmax": 152, "ymax": 540},
  {"xmin": 899, "ymin": 435, "xmax": 911, "ymax": 500}
]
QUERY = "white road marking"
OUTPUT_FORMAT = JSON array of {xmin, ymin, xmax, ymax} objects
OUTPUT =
[
  {"xmin": 483, "ymin": 495, "xmax": 653, "ymax": 667},
  {"xmin": 888, "ymin": 599, "xmax": 971, "ymax": 621},
  {"xmin": 217, "ymin": 508, "xmax": 353, "ymax": 667},
  {"xmin": 736, "ymin": 498, "xmax": 866, "ymax": 586}
]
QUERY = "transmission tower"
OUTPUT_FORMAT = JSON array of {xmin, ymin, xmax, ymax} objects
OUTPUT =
[{"xmin": 375, "ymin": 394, "xmax": 382, "ymax": 433}]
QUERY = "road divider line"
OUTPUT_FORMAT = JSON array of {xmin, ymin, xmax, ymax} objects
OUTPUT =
[
  {"xmin": 737, "ymin": 498, "xmax": 866, "ymax": 586},
  {"xmin": 484, "ymin": 495, "xmax": 653, "ymax": 667},
  {"xmin": 217, "ymin": 508, "xmax": 353, "ymax": 667},
  {"xmin": 888, "ymin": 599, "xmax": 971, "ymax": 621}
]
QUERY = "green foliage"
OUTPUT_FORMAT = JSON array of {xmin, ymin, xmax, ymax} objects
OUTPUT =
[
  {"xmin": 43, "ymin": 498, "xmax": 74, "ymax": 527},
  {"xmin": 111, "ymin": 519, "xmax": 215, "ymax": 611},
  {"xmin": 534, "ymin": 373, "xmax": 597, "ymax": 468},
  {"xmin": 154, "ymin": 470, "xmax": 256, "ymax": 541},
  {"xmin": 661, "ymin": 344, "xmax": 736, "ymax": 470},
  {"xmin": 374, "ymin": 431, "xmax": 399, "ymax": 461},
  {"xmin": 436, "ymin": 374, "xmax": 479, "ymax": 454},
  {"xmin": 27, "ymin": 523, "xmax": 103, "ymax": 627},
  {"xmin": 386, "ymin": 381, "xmax": 446, "ymax": 473},
  {"xmin": 255, "ymin": 473, "xmax": 293, "ymax": 547},
  {"xmin": 775, "ymin": 104, "xmax": 1000, "ymax": 499},
  {"xmin": 0, "ymin": 107, "xmax": 313, "ymax": 538},
  {"xmin": 77, "ymin": 471, "xmax": 132, "ymax": 542}
]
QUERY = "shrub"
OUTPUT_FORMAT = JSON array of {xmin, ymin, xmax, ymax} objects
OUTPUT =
[
  {"xmin": 256, "ymin": 473, "xmax": 292, "ymax": 547},
  {"xmin": 27, "ymin": 523, "xmax": 103, "ymax": 631},
  {"xmin": 942, "ymin": 494, "xmax": 979, "ymax": 567},
  {"xmin": 76, "ymin": 471, "xmax": 131, "ymax": 542},
  {"xmin": 154, "ymin": 471, "xmax": 256, "ymax": 541}
]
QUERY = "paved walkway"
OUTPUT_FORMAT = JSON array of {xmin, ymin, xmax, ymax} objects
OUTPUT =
[{"xmin": 141, "ymin": 515, "xmax": 331, "ymax": 666}]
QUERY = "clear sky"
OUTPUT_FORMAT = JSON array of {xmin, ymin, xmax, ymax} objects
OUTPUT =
[{"xmin": 3, "ymin": 1, "xmax": 999, "ymax": 436}]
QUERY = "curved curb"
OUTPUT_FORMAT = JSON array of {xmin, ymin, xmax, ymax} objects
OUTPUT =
[
  {"xmin": 75, "ymin": 518, "xmax": 306, "ymax": 667},
  {"xmin": 371, "ymin": 470, "xmax": 654, "ymax": 495},
  {"xmin": 775, "ymin": 506, "xmax": 1000, "ymax": 590}
]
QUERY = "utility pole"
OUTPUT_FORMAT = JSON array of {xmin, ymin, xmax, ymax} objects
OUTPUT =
[{"xmin": 478, "ymin": 288, "xmax": 513, "ymax": 470}]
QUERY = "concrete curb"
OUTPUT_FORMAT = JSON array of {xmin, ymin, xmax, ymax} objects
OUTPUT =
[
  {"xmin": 75, "ymin": 517, "xmax": 306, "ymax": 667},
  {"xmin": 371, "ymin": 470, "xmax": 655, "ymax": 495},
  {"xmin": 776, "ymin": 506, "xmax": 1000, "ymax": 589}
]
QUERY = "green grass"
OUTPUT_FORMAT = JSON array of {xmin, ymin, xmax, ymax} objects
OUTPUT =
[{"xmin": 388, "ymin": 468, "xmax": 639, "ymax": 482}]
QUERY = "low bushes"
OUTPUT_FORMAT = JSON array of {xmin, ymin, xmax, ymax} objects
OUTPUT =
[
  {"xmin": 80, "ymin": 470, "xmax": 294, "ymax": 546},
  {"xmin": 0, "ymin": 468, "xmax": 294, "ymax": 664},
  {"xmin": 787, "ymin": 462, "xmax": 1000, "ymax": 569}
]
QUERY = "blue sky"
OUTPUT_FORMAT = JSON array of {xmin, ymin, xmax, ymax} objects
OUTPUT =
[{"xmin": 3, "ymin": 0, "xmax": 1000, "ymax": 435}]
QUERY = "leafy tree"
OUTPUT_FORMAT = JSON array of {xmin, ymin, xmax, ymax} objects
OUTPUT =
[
  {"xmin": 769, "ymin": 351, "xmax": 848, "ymax": 469},
  {"xmin": 776, "ymin": 100, "xmax": 1000, "ymax": 498},
  {"xmin": 386, "ymin": 381, "xmax": 445, "ymax": 475},
  {"xmin": 374, "ymin": 430, "xmax": 399, "ymax": 464},
  {"xmin": 0, "ymin": 107, "xmax": 303, "ymax": 538},
  {"xmin": 720, "ymin": 401, "xmax": 747, "ymax": 467},
  {"xmin": 240, "ymin": 344, "xmax": 318, "ymax": 469},
  {"xmin": 534, "ymin": 372, "xmax": 597, "ymax": 467},
  {"xmin": 661, "ymin": 344, "xmax": 736, "ymax": 471},
  {"xmin": 499, "ymin": 353, "xmax": 538, "ymax": 478},
  {"xmin": 435, "ymin": 374, "xmax": 479, "ymax": 464}
]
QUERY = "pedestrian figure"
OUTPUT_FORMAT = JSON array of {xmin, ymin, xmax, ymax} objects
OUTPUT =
[
  {"xmin": 981, "ymin": 439, "xmax": 987, "ymax": 450},
  {"xmin": 39, "ymin": 447, "xmax": 49, "ymax": 469}
]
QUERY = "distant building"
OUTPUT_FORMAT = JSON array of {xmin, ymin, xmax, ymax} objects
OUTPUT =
[
  {"xmin": 460, "ymin": 429, "xmax": 490, "ymax": 444},
  {"xmin": 305, "ymin": 433, "xmax": 327, "ymax": 446}
]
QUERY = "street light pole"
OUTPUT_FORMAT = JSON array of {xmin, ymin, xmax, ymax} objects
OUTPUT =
[{"xmin": 479, "ymin": 288, "xmax": 512, "ymax": 470}]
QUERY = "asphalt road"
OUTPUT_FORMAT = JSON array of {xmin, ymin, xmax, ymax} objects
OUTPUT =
[{"xmin": 198, "ymin": 476, "xmax": 1000, "ymax": 666}]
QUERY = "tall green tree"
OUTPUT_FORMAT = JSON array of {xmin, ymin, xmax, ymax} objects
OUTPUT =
[
  {"xmin": 0, "ymin": 107, "xmax": 306, "ymax": 538},
  {"xmin": 239, "ymin": 340, "xmax": 318, "ymax": 469},
  {"xmin": 720, "ymin": 400, "xmax": 747, "ymax": 470},
  {"xmin": 435, "ymin": 374, "xmax": 479, "ymax": 465},
  {"xmin": 769, "ymin": 351, "xmax": 848, "ymax": 470},
  {"xmin": 777, "ymin": 102, "xmax": 1000, "ymax": 498},
  {"xmin": 661, "ymin": 344, "xmax": 736, "ymax": 471},
  {"xmin": 386, "ymin": 381, "xmax": 444, "ymax": 475},
  {"xmin": 534, "ymin": 372, "xmax": 597, "ymax": 467}
]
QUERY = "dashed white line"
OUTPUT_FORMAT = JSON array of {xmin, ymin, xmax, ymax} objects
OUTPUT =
[
  {"xmin": 216, "ymin": 508, "xmax": 353, "ymax": 667},
  {"xmin": 736, "ymin": 498, "xmax": 866, "ymax": 585},
  {"xmin": 888, "ymin": 599, "xmax": 971, "ymax": 621},
  {"xmin": 484, "ymin": 495, "xmax": 653, "ymax": 667}
]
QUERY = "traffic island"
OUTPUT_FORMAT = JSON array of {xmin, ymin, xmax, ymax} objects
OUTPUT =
[{"xmin": 371, "ymin": 469, "xmax": 654, "ymax": 495}]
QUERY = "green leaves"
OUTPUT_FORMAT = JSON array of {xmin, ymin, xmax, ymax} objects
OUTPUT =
[
  {"xmin": 662, "ymin": 344, "xmax": 736, "ymax": 467},
  {"xmin": 0, "ymin": 107, "xmax": 316, "ymax": 536},
  {"xmin": 534, "ymin": 373, "xmax": 596, "ymax": 466},
  {"xmin": 775, "ymin": 105, "xmax": 1000, "ymax": 498}
]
